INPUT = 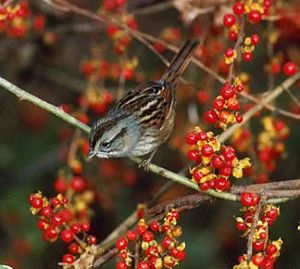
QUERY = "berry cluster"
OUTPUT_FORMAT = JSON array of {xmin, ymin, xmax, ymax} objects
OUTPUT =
[
  {"xmin": 115, "ymin": 209, "xmax": 186, "ymax": 269},
  {"xmin": 29, "ymin": 192, "xmax": 97, "ymax": 265},
  {"xmin": 231, "ymin": 128, "xmax": 251, "ymax": 153},
  {"xmin": 235, "ymin": 195, "xmax": 282, "ymax": 269},
  {"xmin": 186, "ymin": 127, "xmax": 251, "ymax": 192},
  {"xmin": 105, "ymin": 18, "xmax": 137, "ymax": 55},
  {"xmin": 204, "ymin": 78, "xmax": 245, "ymax": 129},
  {"xmin": 81, "ymin": 58, "xmax": 138, "ymax": 81},
  {"xmin": 0, "ymin": 0, "xmax": 45, "ymax": 37},
  {"xmin": 257, "ymin": 116, "xmax": 289, "ymax": 173}
]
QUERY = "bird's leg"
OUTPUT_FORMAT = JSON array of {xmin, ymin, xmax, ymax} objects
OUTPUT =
[{"xmin": 138, "ymin": 149, "xmax": 158, "ymax": 171}]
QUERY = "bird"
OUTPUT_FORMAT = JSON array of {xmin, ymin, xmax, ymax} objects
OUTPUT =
[{"xmin": 87, "ymin": 39, "xmax": 199, "ymax": 170}]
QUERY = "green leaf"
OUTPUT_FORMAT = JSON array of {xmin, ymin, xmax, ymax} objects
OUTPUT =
[{"xmin": 0, "ymin": 266, "xmax": 13, "ymax": 269}]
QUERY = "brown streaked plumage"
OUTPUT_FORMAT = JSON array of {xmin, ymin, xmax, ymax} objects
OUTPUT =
[{"xmin": 88, "ymin": 39, "xmax": 200, "ymax": 169}]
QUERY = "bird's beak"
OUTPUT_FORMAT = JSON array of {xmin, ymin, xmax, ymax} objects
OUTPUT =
[{"xmin": 86, "ymin": 150, "xmax": 97, "ymax": 161}]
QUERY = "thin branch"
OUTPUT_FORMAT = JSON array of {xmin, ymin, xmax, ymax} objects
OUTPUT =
[
  {"xmin": 0, "ymin": 76, "xmax": 90, "ymax": 134},
  {"xmin": 247, "ymin": 196, "xmax": 266, "ymax": 262}
]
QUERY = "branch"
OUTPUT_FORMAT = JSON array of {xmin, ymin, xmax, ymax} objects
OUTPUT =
[
  {"xmin": 0, "ymin": 76, "xmax": 90, "ymax": 134},
  {"xmin": 1, "ymin": 76, "xmax": 299, "ymax": 205}
]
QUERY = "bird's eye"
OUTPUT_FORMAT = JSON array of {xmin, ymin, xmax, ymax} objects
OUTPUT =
[{"xmin": 101, "ymin": 141, "xmax": 111, "ymax": 148}]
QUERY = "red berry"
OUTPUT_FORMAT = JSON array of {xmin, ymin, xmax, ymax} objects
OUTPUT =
[
  {"xmin": 228, "ymin": 30, "xmax": 237, "ymax": 41},
  {"xmin": 233, "ymin": 2, "xmax": 245, "ymax": 15},
  {"xmin": 62, "ymin": 254, "xmax": 74, "ymax": 264},
  {"xmin": 248, "ymin": 10, "xmax": 262, "ymax": 23},
  {"xmin": 136, "ymin": 224, "xmax": 147, "ymax": 235},
  {"xmin": 266, "ymin": 208, "xmax": 278, "ymax": 219},
  {"xmin": 116, "ymin": 261, "xmax": 128, "ymax": 269},
  {"xmin": 204, "ymin": 109, "xmax": 218, "ymax": 124},
  {"xmin": 103, "ymin": 0, "xmax": 116, "ymax": 11},
  {"xmin": 213, "ymin": 98, "xmax": 225, "ymax": 110},
  {"xmin": 219, "ymin": 166, "xmax": 232, "ymax": 177},
  {"xmin": 116, "ymin": 237, "xmax": 128, "ymax": 250},
  {"xmin": 225, "ymin": 48, "xmax": 235, "ymax": 58},
  {"xmin": 223, "ymin": 14, "xmax": 236, "ymax": 28},
  {"xmin": 259, "ymin": 232, "xmax": 267, "ymax": 239},
  {"xmin": 244, "ymin": 211, "xmax": 254, "ymax": 223},
  {"xmin": 235, "ymin": 85, "xmax": 244, "ymax": 92},
  {"xmin": 251, "ymin": 34, "xmax": 260, "ymax": 45},
  {"xmin": 69, "ymin": 242, "xmax": 79, "ymax": 254},
  {"xmin": 162, "ymin": 236, "xmax": 173, "ymax": 249},
  {"xmin": 187, "ymin": 149, "xmax": 200, "ymax": 161},
  {"xmin": 222, "ymin": 148, "xmax": 236, "ymax": 161},
  {"xmin": 200, "ymin": 181, "xmax": 210, "ymax": 191},
  {"xmin": 243, "ymin": 52, "xmax": 253, "ymax": 62},
  {"xmin": 197, "ymin": 90, "xmax": 210, "ymax": 104},
  {"xmin": 126, "ymin": 230, "xmax": 138, "ymax": 241},
  {"xmin": 237, "ymin": 222, "xmax": 246, "ymax": 231},
  {"xmin": 61, "ymin": 229, "xmax": 74, "ymax": 243},
  {"xmin": 81, "ymin": 222, "xmax": 90, "ymax": 232},
  {"xmin": 221, "ymin": 85, "xmax": 235, "ymax": 99},
  {"xmin": 215, "ymin": 177, "xmax": 231, "ymax": 191},
  {"xmin": 38, "ymin": 219, "xmax": 49, "ymax": 230},
  {"xmin": 193, "ymin": 169, "xmax": 204, "ymax": 182},
  {"xmin": 45, "ymin": 226, "xmax": 58, "ymax": 239},
  {"xmin": 81, "ymin": 62, "xmax": 94, "ymax": 76},
  {"xmin": 149, "ymin": 222, "xmax": 160, "ymax": 232},
  {"xmin": 124, "ymin": 68, "xmax": 133, "ymax": 80},
  {"xmin": 115, "ymin": 0, "xmax": 127, "ymax": 7},
  {"xmin": 41, "ymin": 206, "xmax": 52, "ymax": 217},
  {"xmin": 240, "ymin": 193, "xmax": 254, "ymax": 206},
  {"xmin": 153, "ymin": 42, "xmax": 166, "ymax": 53},
  {"xmin": 227, "ymin": 98, "xmax": 240, "ymax": 110},
  {"xmin": 177, "ymin": 250, "xmax": 186, "ymax": 261},
  {"xmin": 70, "ymin": 177, "xmax": 86, "ymax": 192},
  {"xmin": 266, "ymin": 244, "xmax": 277, "ymax": 255},
  {"xmin": 106, "ymin": 25, "xmax": 119, "ymax": 36},
  {"xmin": 70, "ymin": 223, "xmax": 81, "ymax": 234},
  {"xmin": 142, "ymin": 231, "xmax": 154, "ymax": 242},
  {"xmin": 51, "ymin": 213, "xmax": 64, "ymax": 226},
  {"xmin": 197, "ymin": 131, "xmax": 208, "ymax": 141},
  {"xmin": 31, "ymin": 196, "xmax": 43, "ymax": 208},
  {"xmin": 270, "ymin": 62, "xmax": 281, "ymax": 75},
  {"xmin": 252, "ymin": 254, "xmax": 263, "ymax": 266},
  {"xmin": 201, "ymin": 144, "xmax": 214, "ymax": 157},
  {"xmin": 137, "ymin": 261, "xmax": 149, "ymax": 269},
  {"xmin": 283, "ymin": 62, "xmax": 298, "ymax": 76},
  {"xmin": 54, "ymin": 178, "xmax": 68, "ymax": 193},
  {"xmin": 253, "ymin": 240, "xmax": 264, "ymax": 251},
  {"xmin": 185, "ymin": 132, "xmax": 198, "ymax": 145},
  {"xmin": 89, "ymin": 235, "xmax": 97, "ymax": 244},
  {"xmin": 236, "ymin": 113, "xmax": 243, "ymax": 123},
  {"xmin": 211, "ymin": 155, "xmax": 224, "ymax": 168}
]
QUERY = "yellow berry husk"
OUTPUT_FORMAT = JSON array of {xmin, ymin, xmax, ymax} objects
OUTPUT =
[{"xmin": 172, "ymin": 226, "xmax": 183, "ymax": 237}]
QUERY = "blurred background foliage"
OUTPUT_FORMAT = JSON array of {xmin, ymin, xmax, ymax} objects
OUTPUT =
[{"xmin": 0, "ymin": 0, "xmax": 299, "ymax": 268}]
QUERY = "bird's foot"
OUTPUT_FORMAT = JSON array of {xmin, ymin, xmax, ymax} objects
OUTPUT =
[{"xmin": 138, "ymin": 158, "xmax": 151, "ymax": 172}]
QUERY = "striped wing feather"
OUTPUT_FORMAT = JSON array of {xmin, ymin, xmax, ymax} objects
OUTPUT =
[{"xmin": 115, "ymin": 81, "xmax": 173, "ymax": 129}]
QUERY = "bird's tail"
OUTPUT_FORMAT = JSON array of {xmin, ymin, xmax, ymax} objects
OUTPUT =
[{"xmin": 161, "ymin": 39, "xmax": 200, "ymax": 84}]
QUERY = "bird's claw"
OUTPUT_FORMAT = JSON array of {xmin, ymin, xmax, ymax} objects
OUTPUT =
[{"xmin": 138, "ymin": 158, "xmax": 151, "ymax": 172}]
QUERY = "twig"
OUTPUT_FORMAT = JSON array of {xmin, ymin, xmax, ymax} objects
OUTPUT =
[
  {"xmin": 228, "ymin": 16, "xmax": 245, "ymax": 84},
  {"xmin": 247, "ymin": 196, "xmax": 266, "ymax": 262}
]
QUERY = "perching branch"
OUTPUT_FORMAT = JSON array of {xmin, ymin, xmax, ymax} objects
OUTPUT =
[{"xmin": 1, "ymin": 75, "xmax": 300, "ymax": 205}]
